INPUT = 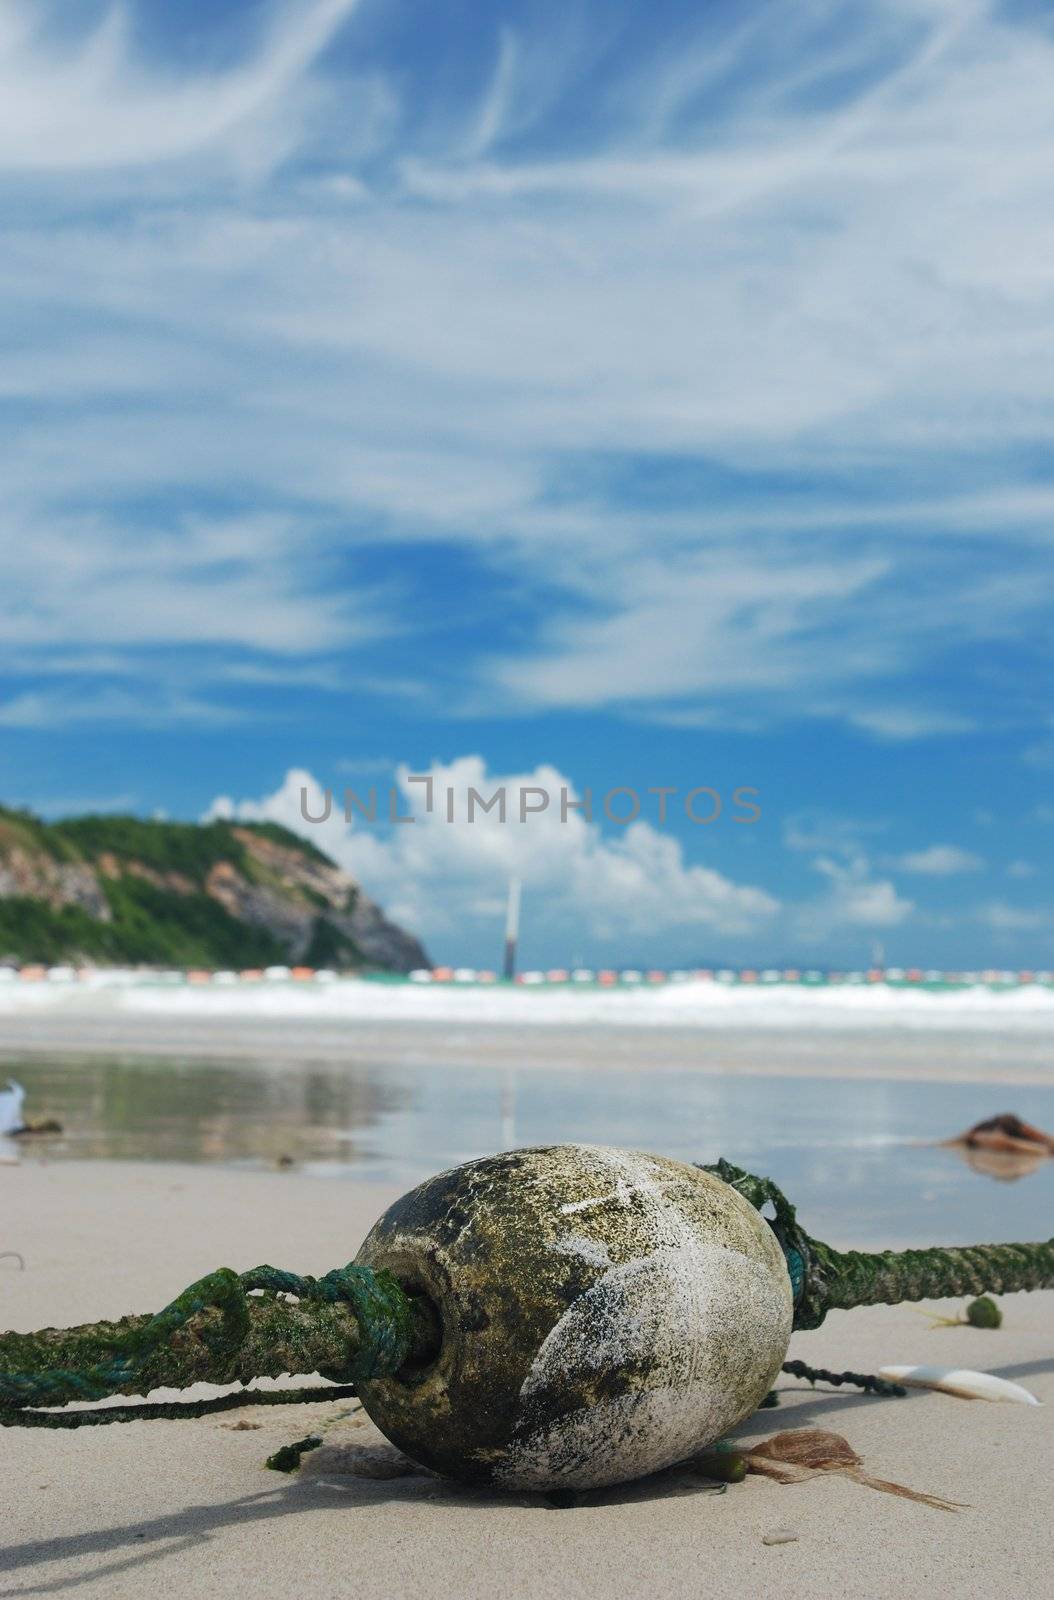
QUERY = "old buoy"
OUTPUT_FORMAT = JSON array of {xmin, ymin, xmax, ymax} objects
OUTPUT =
[
  {"xmin": 2, "ymin": 1142, "xmax": 1052, "ymax": 1492},
  {"xmin": 355, "ymin": 1144, "xmax": 792, "ymax": 1488}
]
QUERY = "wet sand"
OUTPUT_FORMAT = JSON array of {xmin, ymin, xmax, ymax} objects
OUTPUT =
[{"xmin": 4, "ymin": 1001, "xmax": 1054, "ymax": 1085}]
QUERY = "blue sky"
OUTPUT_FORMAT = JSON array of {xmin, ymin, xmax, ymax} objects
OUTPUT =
[{"xmin": 2, "ymin": 0, "xmax": 1054, "ymax": 967}]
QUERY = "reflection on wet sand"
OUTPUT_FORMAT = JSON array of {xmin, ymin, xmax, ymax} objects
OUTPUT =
[
  {"xmin": 942, "ymin": 1142, "xmax": 1050, "ymax": 1182},
  {"xmin": 0, "ymin": 1053, "xmax": 414, "ymax": 1166},
  {"xmin": 4, "ymin": 1047, "xmax": 1054, "ymax": 1244}
]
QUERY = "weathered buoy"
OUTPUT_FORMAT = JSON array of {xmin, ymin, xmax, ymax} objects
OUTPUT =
[
  {"xmin": 2, "ymin": 1142, "xmax": 1052, "ymax": 1493},
  {"xmin": 355, "ymin": 1144, "xmax": 793, "ymax": 1489}
]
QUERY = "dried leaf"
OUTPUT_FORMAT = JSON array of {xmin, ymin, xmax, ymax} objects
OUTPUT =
[
  {"xmin": 846, "ymin": 1468, "xmax": 965, "ymax": 1512},
  {"xmin": 741, "ymin": 1429, "xmax": 963, "ymax": 1512},
  {"xmin": 747, "ymin": 1428, "xmax": 862, "ymax": 1476}
]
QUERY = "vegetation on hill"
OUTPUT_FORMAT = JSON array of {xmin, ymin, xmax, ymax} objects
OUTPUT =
[
  {"xmin": 0, "ymin": 807, "xmax": 425, "ymax": 971},
  {"xmin": 0, "ymin": 889, "xmax": 284, "ymax": 968},
  {"xmin": 47, "ymin": 814, "xmax": 334, "ymax": 881}
]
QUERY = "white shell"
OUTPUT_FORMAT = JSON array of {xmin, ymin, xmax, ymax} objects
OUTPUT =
[{"xmin": 879, "ymin": 1365, "xmax": 1041, "ymax": 1405}]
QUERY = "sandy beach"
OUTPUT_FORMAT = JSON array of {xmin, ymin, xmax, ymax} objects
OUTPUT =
[{"xmin": 2, "ymin": 1160, "xmax": 1051, "ymax": 1600}]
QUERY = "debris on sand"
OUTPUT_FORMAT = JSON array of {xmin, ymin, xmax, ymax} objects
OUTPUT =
[
  {"xmin": 0, "ymin": 1081, "xmax": 25, "ymax": 1137},
  {"xmin": 299, "ymin": 1442, "xmax": 423, "ymax": 1480},
  {"xmin": 945, "ymin": 1112, "xmax": 1054, "ymax": 1154},
  {"xmin": 965, "ymin": 1295, "xmax": 1003, "ymax": 1329},
  {"xmin": 742, "ymin": 1429, "xmax": 963, "ymax": 1510},
  {"xmin": 941, "ymin": 1113, "xmax": 1054, "ymax": 1180},
  {"xmin": 1, "ymin": 1080, "xmax": 63, "ymax": 1138},
  {"xmin": 919, "ymin": 1295, "xmax": 1002, "ymax": 1330},
  {"xmin": 692, "ymin": 1449, "xmax": 747, "ymax": 1483},
  {"xmin": 877, "ymin": 1366, "xmax": 1040, "ymax": 1404},
  {"xmin": 266, "ymin": 1436, "xmax": 323, "ymax": 1473}
]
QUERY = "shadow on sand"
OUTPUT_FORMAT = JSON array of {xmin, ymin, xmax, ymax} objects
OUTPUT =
[{"xmin": 4, "ymin": 1355, "xmax": 1052, "ymax": 1596}]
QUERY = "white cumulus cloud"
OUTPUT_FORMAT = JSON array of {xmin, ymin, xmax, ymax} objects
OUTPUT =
[
  {"xmin": 207, "ymin": 760, "xmax": 780, "ymax": 956},
  {"xmin": 804, "ymin": 854, "xmax": 915, "ymax": 933},
  {"xmin": 975, "ymin": 901, "xmax": 1049, "ymax": 934},
  {"xmin": 891, "ymin": 845, "xmax": 983, "ymax": 876}
]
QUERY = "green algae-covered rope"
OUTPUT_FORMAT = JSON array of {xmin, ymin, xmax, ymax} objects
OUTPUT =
[
  {"xmin": 704, "ymin": 1158, "xmax": 1054, "ymax": 1330},
  {"xmin": 805, "ymin": 1238, "xmax": 1054, "ymax": 1321},
  {"xmin": 0, "ymin": 1262, "xmax": 432, "ymax": 1427}
]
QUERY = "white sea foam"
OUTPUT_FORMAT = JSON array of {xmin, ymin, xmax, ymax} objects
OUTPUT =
[{"xmin": 3, "ymin": 975, "xmax": 1054, "ymax": 1031}]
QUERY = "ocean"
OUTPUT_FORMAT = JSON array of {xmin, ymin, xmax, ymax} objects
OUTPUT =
[{"xmin": 3, "ymin": 977, "xmax": 1053, "ymax": 1249}]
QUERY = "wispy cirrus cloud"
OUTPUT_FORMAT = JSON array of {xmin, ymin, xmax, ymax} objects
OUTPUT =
[
  {"xmin": 842, "ymin": 709, "xmax": 978, "ymax": 742},
  {"xmin": 0, "ymin": 511, "xmax": 386, "ymax": 655},
  {"xmin": 489, "ymin": 553, "xmax": 892, "ymax": 710},
  {"xmin": 2, "ymin": 0, "xmax": 1054, "ymax": 741},
  {"xmin": 0, "ymin": 0, "xmax": 361, "ymax": 170},
  {"xmin": 0, "ymin": 686, "xmax": 244, "ymax": 730}
]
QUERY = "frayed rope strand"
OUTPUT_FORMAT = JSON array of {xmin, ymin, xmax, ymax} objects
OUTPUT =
[
  {"xmin": 1, "ymin": 1384, "xmax": 360, "ymax": 1429},
  {"xmin": 781, "ymin": 1360, "xmax": 906, "ymax": 1398}
]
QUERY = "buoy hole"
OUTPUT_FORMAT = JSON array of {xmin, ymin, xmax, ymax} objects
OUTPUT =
[{"xmin": 396, "ymin": 1286, "xmax": 443, "ymax": 1381}]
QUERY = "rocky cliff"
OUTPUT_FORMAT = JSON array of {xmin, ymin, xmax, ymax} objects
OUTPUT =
[{"xmin": 0, "ymin": 808, "xmax": 428, "ymax": 972}]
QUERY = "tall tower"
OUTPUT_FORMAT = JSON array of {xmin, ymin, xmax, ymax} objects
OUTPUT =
[{"xmin": 503, "ymin": 876, "xmax": 521, "ymax": 982}]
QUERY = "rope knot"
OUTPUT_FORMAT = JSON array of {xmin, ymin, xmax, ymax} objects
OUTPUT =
[
  {"xmin": 700, "ymin": 1158, "xmax": 828, "ymax": 1328},
  {"xmin": 315, "ymin": 1265, "xmax": 415, "ymax": 1383}
]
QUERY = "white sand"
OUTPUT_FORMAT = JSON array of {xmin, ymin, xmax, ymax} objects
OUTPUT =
[{"xmin": 2, "ymin": 1161, "xmax": 1051, "ymax": 1599}]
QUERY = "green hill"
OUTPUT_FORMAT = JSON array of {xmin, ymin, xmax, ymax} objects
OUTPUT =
[{"xmin": 0, "ymin": 808, "xmax": 428, "ymax": 972}]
